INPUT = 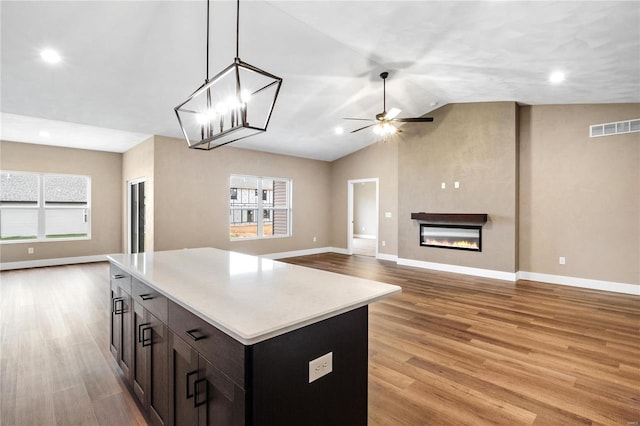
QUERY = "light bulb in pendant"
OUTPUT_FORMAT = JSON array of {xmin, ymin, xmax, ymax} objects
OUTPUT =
[{"xmin": 240, "ymin": 89, "xmax": 251, "ymax": 104}]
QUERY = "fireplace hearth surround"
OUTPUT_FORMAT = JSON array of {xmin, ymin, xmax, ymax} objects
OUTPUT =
[{"xmin": 411, "ymin": 213, "xmax": 488, "ymax": 252}]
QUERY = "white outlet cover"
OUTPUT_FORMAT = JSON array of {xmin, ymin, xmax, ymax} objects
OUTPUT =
[
  {"xmin": 309, "ymin": 352, "xmax": 333, "ymax": 383},
  {"xmin": 385, "ymin": 212, "xmax": 392, "ymax": 218},
  {"xmin": 441, "ymin": 182, "xmax": 446, "ymax": 189}
]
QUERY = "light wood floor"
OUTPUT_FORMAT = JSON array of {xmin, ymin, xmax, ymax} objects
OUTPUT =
[
  {"xmin": 1, "ymin": 256, "xmax": 639, "ymax": 425},
  {"xmin": 282, "ymin": 253, "xmax": 640, "ymax": 426},
  {"xmin": 1, "ymin": 263, "xmax": 146, "ymax": 426}
]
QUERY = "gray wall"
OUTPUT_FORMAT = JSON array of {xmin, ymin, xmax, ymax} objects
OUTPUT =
[
  {"xmin": 398, "ymin": 102, "xmax": 518, "ymax": 273},
  {"xmin": 519, "ymin": 104, "xmax": 639, "ymax": 285},
  {"xmin": 0, "ymin": 140, "xmax": 122, "ymax": 263},
  {"xmin": 152, "ymin": 136, "xmax": 332, "ymax": 255},
  {"xmin": 330, "ymin": 140, "xmax": 398, "ymax": 257}
]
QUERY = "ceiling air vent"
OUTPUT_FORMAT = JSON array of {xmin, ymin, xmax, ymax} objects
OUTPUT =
[{"xmin": 590, "ymin": 119, "xmax": 640, "ymax": 138}]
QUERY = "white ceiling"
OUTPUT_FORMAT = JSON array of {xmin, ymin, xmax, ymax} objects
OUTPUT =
[{"xmin": 1, "ymin": 1, "xmax": 639, "ymax": 162}]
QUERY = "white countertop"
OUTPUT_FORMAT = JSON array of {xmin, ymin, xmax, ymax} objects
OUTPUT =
[{"xmin": 107, "ymin": 248, "xmax": 401, "ymax": 345}]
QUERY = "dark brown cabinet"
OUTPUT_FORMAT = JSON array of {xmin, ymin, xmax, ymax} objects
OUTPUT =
[
  {"xmin": 166, "ymin": 300, "xmax": 245, "ymax": 425},
  {"xmin": 198, "ymin": 355, "xmax": 244, "ymax": 426},
  {"xmin": 109, "ymin": 264, "xmax": 368, "ymax": 426},
  {"xmin": 110, "ymin": 267, "xmax": 132, "ymax": 381},
  {"xmin": 133, "ymin": 302, "xmax": 169, "ymax": 426}
]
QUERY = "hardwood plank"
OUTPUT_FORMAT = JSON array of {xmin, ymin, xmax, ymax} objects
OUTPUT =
[
  {"xmin": 0, "ymin": 264, "xmax": 145, "ymax": 426},
  {"xmin": 282, "ymin": 253, "xmax": 640, "ymax": 425},
  {"xmin": 1, "ymin": 256, "xmax": 639, "ymax": 425}
]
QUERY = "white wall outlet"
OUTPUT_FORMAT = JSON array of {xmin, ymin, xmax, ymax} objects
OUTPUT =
[
  {"xmin": 454, "ymin": 181, "xmax": 460, "ymax": 189},
  {"xmin": 313, "ymin": 236, "xmax": 317, "ymax": 242},
  {"xmin": 28, "ymin": 247, "xmax": 34, "ymax": 254},
  {"xmin": 309, "ymin": 352, "xmax": 333, "ymax": 383},
  {"xmin": 441, "ymin": 182, "xmax": 446, "ymax": 189},
  {"xmin": 559, "ymin": 256, "xmax": 566, "ymax": 265},
  {"xmin": 385, "ymin": 212, "xmax": 392, "ymax": 218},
  {"xmin": 382, "ymin": 240, "xmax": 386, "ymax": 247}
]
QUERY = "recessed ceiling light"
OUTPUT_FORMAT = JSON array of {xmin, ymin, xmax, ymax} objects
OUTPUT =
[
  {"xmin": 40, "ymin": 49, "xmax": 61, "ymax": 64},
  {"xmin": 549, "ymin": 71, "xmax": 565, "ymax": 84},
  {"xmin": 39, "ymin": 131, "xmax": 51, "ymax": 137},
  {"xmin": 334, "ymin": 127, "xmax": 344, "ymax": 135}
]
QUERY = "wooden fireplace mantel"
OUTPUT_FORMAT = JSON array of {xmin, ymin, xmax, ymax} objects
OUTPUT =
[{"xmin": 410, "ymin": 212, "xmax": 488, "ymax": 225}]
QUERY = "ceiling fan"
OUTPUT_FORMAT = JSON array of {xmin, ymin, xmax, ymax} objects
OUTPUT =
[{"xmin": 345, "ymin": 72, "xmax": 434, "ymax": 136}]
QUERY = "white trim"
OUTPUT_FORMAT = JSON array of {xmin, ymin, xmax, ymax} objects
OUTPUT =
[
  {"xmin": 354, "ymin": 234, "xmax": 376, "ymax": 239},
  {"xmin": 397, "ymin": 257, "xmax": 517, "ymax": 281},
  {"xmin": 330, "ymin": 247, "xmax": 350, "ymax": 255},
  {"xmin": 517, "ymin": 271, "xmax": 639, "ymax": 295},
  {"xmin": 376, "ymin": 253, "xmax": 398, "ymax": 262},
  {"xmin": 262, "ymin": 246, "xmax": 350, "ymax": 260},
  {"xmin": 261, "ymin": 247, "xmax": 332, "ymax": 260},
  {"xmin": 0, "ymin": 254, "xmax": 107, "ymax": 271}
]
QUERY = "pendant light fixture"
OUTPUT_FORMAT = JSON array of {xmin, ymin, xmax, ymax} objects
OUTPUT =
[{"xmin": 175, "ymin": 0, "xmax": 283, "ymax": 150}]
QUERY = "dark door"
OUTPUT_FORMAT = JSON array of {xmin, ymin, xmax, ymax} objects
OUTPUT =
[
  {"xmin": 130, "ymin": 181, "xmax": 145, "ymax": 253},
  {"xmin": 169, "ymin": 332, "xmax": 199, "ymax": 426},
  {"xmin": 198, "ymin": 356, "xmax": 245, "ymax": 426},
  {"xmin": 111, "ymin": 285, "xmax": 132, "ymax": 381},
  {"xmin": 148, "ymin": 313, "xmax": 169, "ymax": 426}
]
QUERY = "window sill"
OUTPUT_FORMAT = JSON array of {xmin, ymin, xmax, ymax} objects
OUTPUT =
[
  {"xmin": 230, "ymin": 234, "xmax": 290, "ymax": 242},
  {"xmin": 0, "ymin": 236, "xmax": 91, "ymax": 245}
]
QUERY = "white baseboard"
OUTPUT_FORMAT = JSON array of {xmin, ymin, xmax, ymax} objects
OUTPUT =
[
  {"xmin": 353, "ymin": 234, "xmax": 376, "ymax": 240},
  {"xmin": 263, "ymin": 247, "xmax": 351, "ymax": 260},
  {"xmin": 397, "ymin": 258, "xmax": 517, "ymax": 281},
  {"xmin": 261, "ymin": 247, "xmax": 332, "ymax": 260},
  {"xmin": 376, "ymin": 253, "xmax": 398, "ymax": 262},
  {"xmin": 331, "ymin": 247, "xmax": 350, "ymax": 255},
  {"xmin": 517, "ymin": 271, "xmax": 639, "ymax": 295},
  {"xmin": 0, "ymin": 254, "xmax": 108, "ymax": 271}
]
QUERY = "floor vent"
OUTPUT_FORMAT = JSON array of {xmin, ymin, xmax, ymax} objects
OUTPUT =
[{"xmin": 590, "ymin": 119, "xmax": 640, "ymax": 138}]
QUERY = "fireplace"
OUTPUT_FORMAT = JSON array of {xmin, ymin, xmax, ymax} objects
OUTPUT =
[{"xmin": 420, "ymin": 224, "xmax": 482, "ymax": 252}]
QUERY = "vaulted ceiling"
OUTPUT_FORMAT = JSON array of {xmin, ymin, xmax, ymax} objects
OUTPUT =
[{"xmin": 2, "ymin": 1, "xmax": 639, "ymax": 161}]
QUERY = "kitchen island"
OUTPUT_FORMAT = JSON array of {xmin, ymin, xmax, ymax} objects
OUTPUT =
[{"xmin": 107, "ymin": 247, "xmax": 401, "ymax": 426}]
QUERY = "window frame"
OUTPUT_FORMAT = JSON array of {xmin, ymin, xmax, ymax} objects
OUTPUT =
[
  {"xmin": 0, "ymin": 171, "xmax": 92, "ymax": 244},
  {"xmin": 229, "ymin": 174, "xmax": 292, "ymax": 241}
]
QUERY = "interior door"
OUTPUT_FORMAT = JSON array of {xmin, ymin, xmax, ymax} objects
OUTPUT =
[{"xmin": 129, "ymin": 180, "xmax": 146, "ymax": 253}]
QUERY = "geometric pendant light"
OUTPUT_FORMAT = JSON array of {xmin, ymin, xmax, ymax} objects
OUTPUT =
[{"xmin": 174, "ymin": 0, "xmax": 283, "ymax": 150}]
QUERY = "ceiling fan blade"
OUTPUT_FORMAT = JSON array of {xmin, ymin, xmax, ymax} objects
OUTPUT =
[
  {"xmin": 343, "ymin": 118, "xmax": 375, "ymax": 121},
  {"xmin": 392, "ymin": 117, "xmax": 434, "ymax": 123},
  {"xmin": 385, "ymin": 107, "xmax": 402, "ymax": 120},
  {"xmin": 350, "ymin": 123, "xmax": 377, "ymax": 133}
]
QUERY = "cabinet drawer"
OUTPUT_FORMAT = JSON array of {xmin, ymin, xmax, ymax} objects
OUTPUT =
[
  {"xmin": 132, "ymin": 278, "xmax": 168, "ymax": 323},
  {"xmin": 168, "ymin": 301, "xmax": 245, "ymax": 388},
  {"xmin": 110, "ymin": 264, "xmax": 131, "ymax": 293}
]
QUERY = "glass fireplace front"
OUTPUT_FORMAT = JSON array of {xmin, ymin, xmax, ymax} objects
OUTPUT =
[{"xmin": 420, "ymin": 224, "xmax": 482, "ymax": 252}]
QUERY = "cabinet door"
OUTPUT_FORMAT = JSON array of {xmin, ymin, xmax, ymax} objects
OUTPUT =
[
  {"xmin": 169, "ymin": 332, "xmax": 199, "ymax": 426},
  {"xmin": 118, "ymin": 287, "xmax": 133, "ymax": 381},
  {"xmin": 132, "ymin": 302, "xmax": 149, "ymax": 405},
  {"xmin": 110, "ymin": 282, "xmax": 121, "ymax": 360},
  {"xmin": 148, "ymin": 312, "xmax": 169, "ymax": 426},
  {"xmin": 197, "ymin": 356, "xmax": 245, "ymax": 426},
  {"xmin": 111, "ymin": 284, "xmax": 132, "ymax": 381}
]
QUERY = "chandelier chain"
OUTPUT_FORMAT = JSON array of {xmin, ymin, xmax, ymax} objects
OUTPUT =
[{"xmin": 236, "ymin": 0, "xmax": 240, "ymax": 59}]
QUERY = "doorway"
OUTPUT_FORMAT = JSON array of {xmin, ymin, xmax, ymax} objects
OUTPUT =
[
  {"xmin": 128, "ymin": 179, "xmax": 146, "ymax": 254},
  {"xmin": 347, "ymin": 179, "xmax": 378, "ymax": 257}
]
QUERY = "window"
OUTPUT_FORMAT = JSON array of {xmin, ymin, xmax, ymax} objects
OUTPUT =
[
  {"xmin": 0, "ymin": 171, "xmax": 91, "ymax": 243},
  {"xmin": 229, "ymin": 175, "xmax": 291, "ymax": 239}
]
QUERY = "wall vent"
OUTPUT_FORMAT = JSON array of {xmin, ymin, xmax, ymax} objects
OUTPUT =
[{"xmin": 590, "ymin": 119, "xmax": 640, "ymax": 138}]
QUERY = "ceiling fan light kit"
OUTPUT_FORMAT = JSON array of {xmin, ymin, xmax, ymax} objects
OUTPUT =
[
  {"xmin": 345, "ymin": 71, "xmax": 433, "ymax": 139},
  {"xmin": 175, "ymin": 0, "xmax": 282, "ymax": 151}
]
